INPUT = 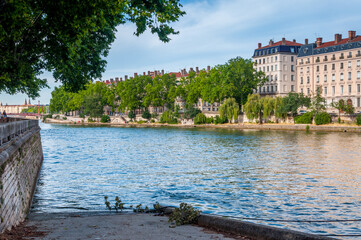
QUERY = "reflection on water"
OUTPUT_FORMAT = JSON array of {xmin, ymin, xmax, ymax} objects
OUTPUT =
[{"xmin": 32, "ymin": 123, "xmax": 361, "ymax": 238}]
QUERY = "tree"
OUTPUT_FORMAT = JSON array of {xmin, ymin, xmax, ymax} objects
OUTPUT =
[
  {"xmin": 262, "ymin": 96, "xmax": 275, "ymax": 121},
  {"xmin": 1, "ymin": 1, "xmax": 185, "ymax": 97},
  {"xmin": 274, "ymin": 96, "xmax": 287, "ymax": 121},
  {"xmin": 310, "ymin": 87, "xmax": 326, "ymax": 114},
  {"xmin": 331, "ymin": 99, "xmax": 346, "ymax": 123},
  {"xmin": 83, "ymin": 94, "xmax": 104, "ymax": 119},
  {"xmin": 183, "ymin": 107, "xmax": 201, "ymax": 119},
  {"xmin": 128, "ymin": 111, "xmax": 136, "ymax": 121},
  {"xmin": 142, "ymin": 109, "xmax": 151, "ymax": 120},
  {"xmin": 244, "ymin": 94, "xmax": 263, "ymax": 124},
  {"xmin": 282, "ymin": 92, "xmax": 311, "ymax": 121},
  {"xmin": 219, "ymin": 98, "xmax": 239, "ymax": 123}
]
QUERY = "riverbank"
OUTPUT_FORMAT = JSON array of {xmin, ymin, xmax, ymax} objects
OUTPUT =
[{"xmin": 45, "ymin": 118, "xmax": 361, "ymax": 133}]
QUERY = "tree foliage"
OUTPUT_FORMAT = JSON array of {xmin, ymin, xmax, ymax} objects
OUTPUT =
[
  {"xmin": 0, "ymin": 0, "xmax": 185, "ymax": 97},
  {"xmin": 282, "ymin": 92, "xmax": 310, "ymax": 118},
  {"xmin": 219, "ymin": 98, "xmax": 239, "ymax": 123}
]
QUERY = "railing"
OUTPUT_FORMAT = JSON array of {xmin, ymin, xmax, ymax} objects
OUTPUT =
[{"xmin": 0, "ymin": 118, "xmax": 39, "ymax": 146}]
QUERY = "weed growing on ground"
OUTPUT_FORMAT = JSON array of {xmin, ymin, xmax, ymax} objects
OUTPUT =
[{"xmin": 168, "ymin": 203, "xmax": 201, "ymax": 226}]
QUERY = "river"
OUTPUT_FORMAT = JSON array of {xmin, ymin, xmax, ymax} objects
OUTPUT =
[{"xmin": 32, "ymin": 123, "xmax": 361, "ymax": 238}]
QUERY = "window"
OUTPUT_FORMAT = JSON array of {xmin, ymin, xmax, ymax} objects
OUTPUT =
[
  {"xmin": 284, "ymin": 75, "xmax": 287, "ymax": 81},
  {"xmin": 324, "ymin": 65, "xmax": 327, "ymax": 71},
  {"xmin": 341, "ymin": 85, "xmax": 344, "ymax": 95},
  {"xmin": 263, "ymin": 87, "xmax": 265, "ymax": 92},
  {"xmin": 275, "ymin": 65, "xmax": 278, "ymax": 71},
  {"xmin": 340, "ymin": 53, "xmax": 344, "ymax": 59},
  {"xmin": 271, "ymin": 57, "xmax": 273, "ymax": 62},
  {"xmin": 271, "ymin": 65, "xmax": 274, "ymax": 71},
  {"xmin": 357, "ymin": 60, "xmax": 360, "ymax": 67},
  {"xmin": 307, "ymin": 76, "xmax": 310, "ymax": 84},
  {"xmin": 358, "ymin": 71, "xmax": 360, "ymax": 79},
  {"xmin": 267, "ymin": 86, "xmax": 269, "ymax": 92},
  {"xmin": 323, "ymin": 75, "xmax": 327, "ymax": 82},
  {"xmin": 267, "ymin": 57, "xmax": 269, "ymax": 63},
  {"xmin": 348, "ymin": 72, "xmax": 352, "ymax": 80},
  {"xmin": 332, "ymin": 74, "xmax": 335, "ymax": 81},
  {"xmin": 358, "ymin": 98, "xmax": 361, "ymax": 107},
  {"xmin": 307, "ymin": 88, "xmax": 310, "ymax": 95},
  {"xmin": 267, "ymin": 66, "xmax": 269, "ymax": 72},
  {"xmin": 259, "ymin": 59, "xmax": 261, "ymax": 64},
  {"xmin": 332, "ymin": 64, "xmax": 335, "ymax": 70},
  {"xmin": 340, "ymin": 62, "xmax": 344, "ymax": 69},
  {"xmin": 263, "ymin": 58, "xmax": 265, "ymax": 64},
  {"xmin": 271, "ymin": 86, "xmax": 274, "ymax": 92},
  {"xmin": 259, "ymin": 67, "xmax": 261, "ymax": 72},
  {"xmin": 301, "ymin": 88, "xmax": 304, "ymax": 94},
  {"xmin": 348, "ymin": 52, "xmax": 352, "ymax": 58},
  {"xmin": 283, "ymin": 56, "xmax": 287, "ymax": 62},
  {"xmin": 332, "ymin": 86, "xmax": 335, "ymax": 95},
  {"xmin": 300, "ymin": 67, "xmax": 303, "ymax": 74},
  {"xmin": 291, "ymin": 65, "xmax": 294, "ymax": 71},
  {"xmin": 340, "ymin": 73, "xmax": 344, "ymax": 81},
  {"xmin": 316, "ymin": 66, "xmax": 319, "ymax": 72},
  {"xmin": 275, "ymin": 74, "xmax": 278, "ymax": 81},
  {"xmin": 270, "ymin": 75, "xmax": 273, "ymax": 81},
  {"xmin": 349, "ymin": 85, "xmax": 352, "ymax": 94},
  {"xmin": 291, "ymin": 85, "xmax": 295, "ymax": 92},
  {"xmin": 283, "ymin": 85, "xmax": 287, "ymax": 92},
  {"xmin": 275, "ymin": 56, "xmax": 278, "ymax": 61},
  {"xmin": 275, "ymin": 86, "xmax": 277, "ymax": 92},
  {"xmin": 291, "ymin": 75, "xmax": 295, "ymax": 81},
  {"xmin": 316, "ymin": 75, "xmax": 320, "ymax": 83},
  {"xmin": 324, "ymin": 87, "xmax": 327, "ymax": 95},
  {"xmin": 358, "ymin": 84, "xmax": 360, "ymax": 93},
  {"xmin": 291, "ymin": 56, "xmax": 294, "ymax": 62},
  {"xmin": 306, "ymin": 66, "xmax": 309, "ymax": 73},
  {"xmin": 348, "ymin": 61, "xmax": 352, "ymax": 68},
  {"xmin": 263, "ymin": 67, "xmax": 265, "ymax": 72},
  {"xmin": 300, "ymin": 77, "xmax": 303, "ymax": 84},
  {"xmin": 284, "ymin": 65, "xmax": 287, "ymax": 71}
]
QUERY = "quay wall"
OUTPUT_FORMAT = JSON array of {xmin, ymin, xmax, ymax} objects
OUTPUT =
[{"xmin": 0, "ymin": 119, "xmax": 43, "ymax": 232}]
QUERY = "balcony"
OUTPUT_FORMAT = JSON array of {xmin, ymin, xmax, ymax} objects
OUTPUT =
[
  {"xmin": 316, "ymin": 59, "xmax": 320, "ymax": 63},
  {"xmin": 356, "ymin": 53, "xmax": 361, "ymax": 57},
  {"xmin": 340, "ymin": 56, "xmax": 344, "ymax": 59},
  {"xmin": 331, "ymin": 57, "xmax": 336, "ymax": 60},
  {"xmin": 347, "ymin": 55, "xmax": 352, "ymax": 58}
]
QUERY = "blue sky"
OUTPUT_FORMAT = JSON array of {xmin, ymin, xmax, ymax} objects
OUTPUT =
[{"xmin": 2, "ymin": 0, "xmax": 361, "ymax": 105}]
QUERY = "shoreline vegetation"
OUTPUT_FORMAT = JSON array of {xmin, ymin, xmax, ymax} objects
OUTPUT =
[{"xmin": 44, "ymin": 117, "xmax": 361, "ymax": 133}]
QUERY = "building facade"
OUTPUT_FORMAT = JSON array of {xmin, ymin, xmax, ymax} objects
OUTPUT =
[
  {"xmin": 297, "ymin": 31, "xmax": 361, "ymax": 111},
  {"xmin": 253, "ymin": 38, "xmax": 302, "ymax": 96}
]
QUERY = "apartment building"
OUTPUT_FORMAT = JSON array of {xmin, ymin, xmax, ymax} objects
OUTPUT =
[
  {"xmin": 253, "ymin": 38, "xmax": 302, "ymax": 96},
  {"xmin": 297, "ymin": 31, "xmax": 361, "ymax": 111}
]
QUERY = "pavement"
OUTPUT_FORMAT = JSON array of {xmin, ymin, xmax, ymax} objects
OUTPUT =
[{"xmin": 21, "ymin": 212, "xmax": 239, "ymax": 240}]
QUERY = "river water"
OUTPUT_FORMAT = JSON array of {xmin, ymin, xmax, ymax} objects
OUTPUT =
[{"xmin": 32, "ymin": 123, "xmax": 361, "ymax": 238}]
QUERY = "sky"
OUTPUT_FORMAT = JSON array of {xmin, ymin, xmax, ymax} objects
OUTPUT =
[{"xmin": 2, "ymin": 0, "xmax": 361, "ymax": 105}]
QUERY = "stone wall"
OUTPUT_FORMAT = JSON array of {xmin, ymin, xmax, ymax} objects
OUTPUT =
[{"xmin": 0, "ymin": 120, "xmax": 43, "ymax": 232}]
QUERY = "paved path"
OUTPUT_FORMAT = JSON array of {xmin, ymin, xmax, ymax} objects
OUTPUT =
[{"xmin": 23, "ymin": 212, "xmax": 237, "ymax": 240}]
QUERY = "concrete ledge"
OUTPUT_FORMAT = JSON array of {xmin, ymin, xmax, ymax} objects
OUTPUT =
[{"xmin": 197, "ymin": 214, "xmax": 337, "ymax": 240}]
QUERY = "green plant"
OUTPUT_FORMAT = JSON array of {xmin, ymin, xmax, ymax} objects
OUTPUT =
[
  {"xmin": 168, "ymin": 203, "xmax": 201, "ymax": 226},
  {"xmin": 206, "ymin": 117, "xmax": 213, "ymax": 124},
  {"xmin": 88, "ymin": 117, "xmax": 96, "ymax": 123},
  {"xmin": 54, "ymin": 115, "xmax": 60, "ymax": 119},
  {"xmin": 43, "ymin": 114, "xmax": 52, "ymax": 121},
  {"xmin": 62, "ymin": 117, "xmax": 67, "ymax": 120},
  {"xmin": 356, "ymin": 114, "xmax": 361, "ymax": 126},
  {"xmin": 151, "ymin": 119, "xmax": 155, "ymax": 123},
  {"xmin": 214, "ymin": 115, "xmax": 227, "ymax": 124},
  {"xmin": 151, "ymin": 112, "xmax": 158, "ymax": 119},
  {"xmin": 160, "ymin": 110, "xmax": 178, "ymax": 124},
  {"xmin": 128, "ymin": 111, "xmax": 136, "ymax": 121},
  {"xmin": 79, "ymin": 113, "xmax": 85, "ymax": 118},
  {"xmin": 137, "ymin": 120, "xmax": 146, "ymax": 124},
  {"xmin": 133, "ymin": 204, "xmax": 149, "ymax": 213},
  {"xmin": 219, "ymin": 98, "xmax": 239, "ymax": 123},
  {"xmin": 306, "ymin": 125, "xmax": 310, "ymax": 131},
  {"xmin": 142, "ymin": 109, "xmax": 151, "ymax": 120},
  {"xmin": 183, "ymin": 107, "xmax": 201, "ymax": 119},
  {"xmin": 104, "ymin": 196, "xmax": 124, "ymax": 212},
  {"xmin": 314, "ymin": 112, "xmax": 331, "ymax": 125},
  {"xmin": 193, "ymin": 113, "xmax": 206, "ymax": 124},
  {"xmin": 104, "ymin": 196, "xmax": 111, "ymax": 211},
  {"xmin": 100, "ymin": 115, "xmax": 111, "ymax": 123},
  {"xmin": 294, "ymin": 112, "xmax": 313, "ymax": 124}
]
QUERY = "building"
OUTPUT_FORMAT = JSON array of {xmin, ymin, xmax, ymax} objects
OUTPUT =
[
  {"xmin": 0, "ymin": 99, "xmax": 35, "ymax": 114},
  {"xmin": 253, "ymin": 38, "xmax": 302, "ymax": 96},
  {"xmin": 297, "ymin": 31, "xmax": 361, "ymax": 111}
]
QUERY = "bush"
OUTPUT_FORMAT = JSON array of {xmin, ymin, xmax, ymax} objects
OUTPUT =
[
  {"xmin": 137, "ymin": 120, "xmax": 147, "ymax": 124},
  {"xmin": 206, "ymin": 117, "xmax": 214, "ymax": 124},
  {"xmin": 88, "ymin": 117, "xmax": 96, "ymax": 122},
  {"xmin": 54, "ymin": 115, "xmax": 60, "ymax": 119},
  {"xmin": 79, "ymin": 113, "xmax": 85, "ymax": 118},
  {"xmin": 160, "ymin": 110, "xmax": 178, "ymax": 124},
  {"xmin": 294, "ymin": 112, "xmax": 313, "ymax": 124},
  {"xmin": 169, "ymin": 203, "xmax": 201, "ymax": 226},
  {"xmin": 151, "ymin": 112, "xmax": 158, "ymax": 119},
  {"xmin": 150, "ymin": 119, "xmax": 155, "ymax": 123},
  {"xmin": 214, "ymin": 115, "xmax": 227, "ymax": 124},
  {"xmin": 62, "ymin": 117, "xmax": 67, "ymax": 120},
  {"xmin": 194, "ymin": 113, "xmax": 206, "ymax": 124},
  {"xmin": 43, "ymin": 114, "xmax": 52, "ymax": 121},
  {"xmin": 356, "ymin": 114, "xmax": 361, "ymax": 126},
  {"xmin": 100, "ymin": 115, "xmax": 111, "ymax": 123},
  {"xmin": 183, "ymin": 107, "xmax": 201, "ymax": 119},
  {"xmin": 314, "ymin": 112, "xmax": 331, "ymax": 125},
  {"xmin": 142, "ymin": 109, "xmax": 151, "ymax": 120},
  {"xmin": 128, "ymin": 111, "xmax": 136, "ymax": 121}
]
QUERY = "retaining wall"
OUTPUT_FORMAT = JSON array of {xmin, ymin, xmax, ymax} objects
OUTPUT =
[{"xmin": 0, "ymin": 119, "xmax": 43, "ymax": 232}]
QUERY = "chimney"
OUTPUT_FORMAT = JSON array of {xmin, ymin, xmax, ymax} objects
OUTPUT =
[
  {"xmin": 161, "ymin": 69, "xmax": 164, "ymax": 75},
  {"xmin": 143, "ymin": 72, "xmax": 146, "ymax": 76},
  {"xmin": 293, "ymin": 39, "xmax": 296, "ymax": 43},
  {"xmin": 349, "ymin": 30, "xmax": 356, "ymax": 40},
  {"xmin": 115, "ymin": 77, "xmax": 119, "ymax": 81},
  {"xmin": 154, "ymin": 70, "xmax": 158, "ymax": 76},
  {"xmin": 196, "ymin": 67, "xmax": 199, "ymax": 73},
  {"xmin": 282, "ymin": 38, "xmax": 286, "ymax": 45},
  {"xmin": 148, "ymin": 71, "xmax": 151, "ymax": 75},
  {"xmin": 207, "ymin": 66, "xmax": 211, "ymax": 72},
  {"xmin": 110, "ymin": 78, "xmax": 114, "ymax": 83},
  {"xmin": 190, "ymin": 67, "xmax": 194, "ymax": 72},
  {"xmin": 335, "ymin": 34, "xmax": 342, "ymax": 44},
  {"xmin": 183, "ymin": 68, "xmax": 187, "ymax": 74},
  {"xmin": 269, "ymin": 39, "xmax": 274, "ymax": 46},
  {"xmin": 258, "ymin": 43, "xmax": 262, "ymax": 48},
  {"xmin": 120, "ymin": 77, "xmax": 123, "ymax": 82},
  {"xmin": 305, "ymin": 38, "xmax": 308, "ymax": 44},
  {"xmin": 125, "ymin": 75, "xmax": 128, "ymax": 80},
  {"xmin": 316, "ymin": 37, "xmax": 323, "ymax": 47}
]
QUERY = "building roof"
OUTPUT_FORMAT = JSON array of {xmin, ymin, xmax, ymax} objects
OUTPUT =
[
  {"xmin": 258, "ymin": 40, "xmax": 302, "ymax": 49},
  {"xmin": 315, "ymin": 36, "xmax": 361, "ymax": 49}
]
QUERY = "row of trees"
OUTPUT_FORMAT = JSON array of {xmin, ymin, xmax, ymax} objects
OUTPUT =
[
  {"xmin": 49, "ymin": 57, "xmax": 267, "ymax": 118},
  {"xmin": 244, "ymin": 88, "xmax": 355, "ymax": 124}
]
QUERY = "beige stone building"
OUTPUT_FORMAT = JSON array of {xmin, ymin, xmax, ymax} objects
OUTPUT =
[
  {"xmin": 297, "ymin": 31, "xmax": 361, "ymax": 112},
  {"xmin": 0, "ymin": 99, "xmax": 35, "ymax": 114},
  {"xmin": 253, "ymin": 38, "xmax": 302, "ymax": 96}
]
